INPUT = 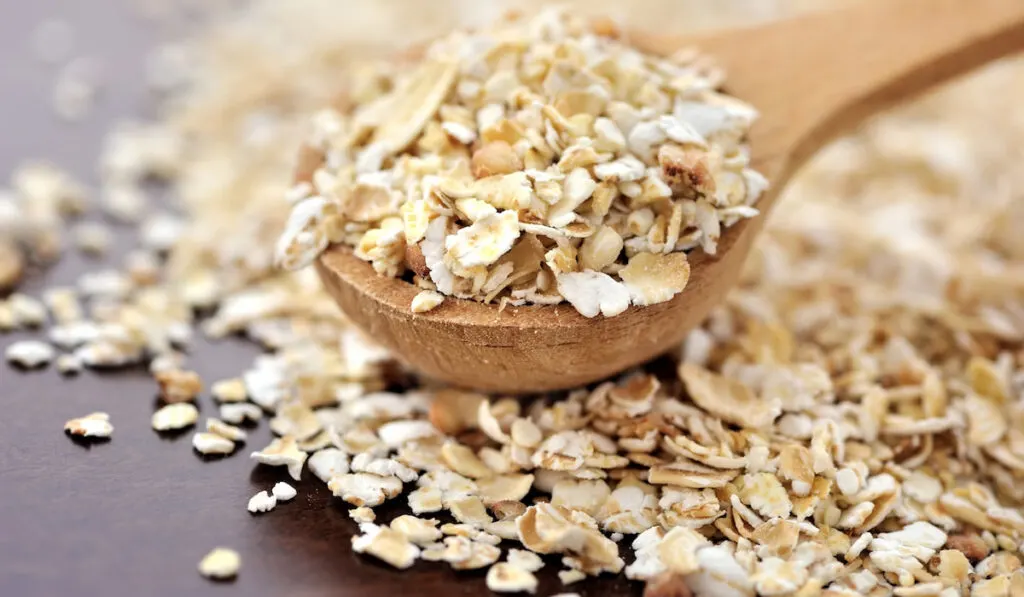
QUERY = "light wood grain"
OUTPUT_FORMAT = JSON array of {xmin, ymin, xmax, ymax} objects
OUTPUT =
[{"xmin": 316, "ymin": 0, "xmax": 1024, "ymax": 393}]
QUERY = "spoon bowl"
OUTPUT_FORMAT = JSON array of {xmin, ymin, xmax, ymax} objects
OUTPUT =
[{"xmin": 315, "ymin": 0, "xmax": 1024, "ymax": 393}]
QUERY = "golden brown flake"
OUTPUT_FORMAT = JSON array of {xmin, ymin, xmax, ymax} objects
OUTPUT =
[{"xmin": 155, "ymin": 369, "xmax": 202, "ymax": 403}]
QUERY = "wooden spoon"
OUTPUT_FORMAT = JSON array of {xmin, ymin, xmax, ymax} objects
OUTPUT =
[{"xmin": 315, "ymin": 0, "xmax": 1024, "ymax": 393}]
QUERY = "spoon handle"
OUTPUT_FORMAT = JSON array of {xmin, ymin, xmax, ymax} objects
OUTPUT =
[
  {"xmin": 639, "ymin": 0, "xmax": 1024, "ymax": 192},
  {"xmin": 763, "ymin": 0, "xmax": 1024, "ymax": 172}
]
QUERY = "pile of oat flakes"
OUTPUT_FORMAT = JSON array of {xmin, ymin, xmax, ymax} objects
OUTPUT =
[
  {"xmin": 4, "ymin": 0, "xmax": 1024, "ymax": 595},
  {"xmin": 275, "ymin": 10, "xmax": 765, "ymax": 316}
]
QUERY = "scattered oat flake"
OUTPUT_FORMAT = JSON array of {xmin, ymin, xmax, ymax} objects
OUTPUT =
[
  {"xmin": 350, "ymin": 507, "xmax": 376, "ymax": 523},
  {"xmin": 487, "ymin": 562, "xmax": 538, "ymax": 594},
  {"xmin": 247, "ymin": 490, "xmax": 277, "ymax": 514},
  {"xmin": 56, "ymin": 353, "xmax": 83, "ymax": 375},
  {"xmin": 64, "ymin": 412, "xmax": 113, "ymax": 438},
  {"xmin": 198, "ymin": 547, "xmax": 241, "ymax": 580},
  {"xmin": 5, "ymin": 340, "xmax": 56, "ymax": 368},
  {"xmin": 390, "ymin": 515, "xmax": 442, "ymax": 545},
  {"xmin": 352, "ymin": 525, "xmax": 420, "ymax": 570},
  {"xmin": 193, "ymin": 432, "xmax": 235, "ymax": 455},
  {"xmin": 272, "ymin": 482, "xmax": 297, "ymax": 502},
  {"xmin": 558, "ymin": 569, "xmax": 586, "ymax": 585},
  {"xmin": 207, "ymin": 418, "xmax": 247, "ymax": 442},
  {"xmin": 251, "ymin": 437, "xmax": 307, "ymax": 480},
  {"xmin": 308, "ymin": 448, "xmax": 350, "ymax": 482},
  {"xmin": 507, "ymin": 549, "xmax": 544, "ymax": 573},
  {"xmin": 219, "ymin": 403, "xmax": 262, "ymax": 425},
  {"xmin": 211, "ymin": 378, "xmax": 247, "ymax": 402},
  {"xmin": 155, "ymin": 369, "xmax": 202, "ymax": 403},
  {"xmin": 151, "ymin": 402, "xmax": 199, "ymax": 431}
]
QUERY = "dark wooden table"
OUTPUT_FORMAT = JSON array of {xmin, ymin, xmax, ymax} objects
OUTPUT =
[{"xmin": 0, "ymin": 2, "xmax": 640, "ymax": 595}]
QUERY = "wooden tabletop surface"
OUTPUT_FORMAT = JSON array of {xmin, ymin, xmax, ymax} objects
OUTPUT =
[{"xmin": 0, "ymin": 2, "xmax": 639, "ymax": 595}]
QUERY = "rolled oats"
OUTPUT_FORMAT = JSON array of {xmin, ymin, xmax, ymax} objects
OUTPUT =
[
  {"xmin": 274, "ymin": 9, "xmax": 762, "ymax": 316},
  {"xmin": 5, "ymin": 1, "xmax": 1024, "ymax": 595}
]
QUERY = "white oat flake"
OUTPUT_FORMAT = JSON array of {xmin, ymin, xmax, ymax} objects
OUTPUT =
[
  {"xmin": 151, "ymin": 403, "xmax": 199, "ymax": 431},
  {"xmin": 247, "ymin": 490, "xmax": 277, "ymax": 514},
  {"xmin": 250, "ymin": 437, "xmax": 307, "ymax": 480},
  {"xmin": 219, "ymin": 403, "xmax": 262, "ymax": 425},
  {"xmin": 198, "ymin": 547, "xmax": 241, "ymax": 580},
  {"xmin": 271, "ymin": 481, "xmax": 297, "ymax": 502},
  {"xmin": 5, "ymin": 340, "xmax": 56, "ymax": 368},
  {"xmin": 193, "ymin": 432, "xmax": 235, "ymax": 455},
  {"xmin": 64, "ymin": 412, "xmax": 113, "ymax": 439}
]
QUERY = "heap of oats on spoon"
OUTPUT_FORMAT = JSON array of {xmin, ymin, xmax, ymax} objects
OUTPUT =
[
  {"xmin": 4, "ymin": 2, "xmax": 1024, "ymax": 596},
  {"xmin": 275, "ymin": 10, "xmax": 765, "ymax": 317}
]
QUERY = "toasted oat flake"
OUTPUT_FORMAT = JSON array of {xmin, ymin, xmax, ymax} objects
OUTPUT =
[
  {"xmin": 619, "ymin": 252, "xmax": 690, "ymax": 306},
  {"xmin": 352, "ymin": 525, "xmax": 420, "ymax": 570},
  {"xmin": 679, "ymin": 363, "xmax": 780, "ymax": 429},
  {"xmin": 64, "ymin": 412, "xmax": 113, "ymax": 438},
  {"xmin": 198, "ymin": 547, "xmax": 241, "ymax": 580},
  {"xmin": 390, "ymin": 515, "xmax": 442, "ymax": 545},
  {"xmin": 350, "ymin": 507, "xmax": 376, "ymax": 523},
  {"xmin": 251, "ymin": 437, "xmax": 307, "ymax": 480},
  {"xmin": 155, "ymin": 369, "xmax": 203, "ymax": 403}
]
